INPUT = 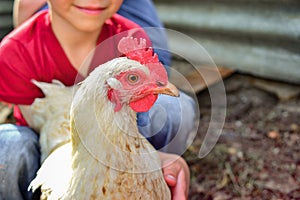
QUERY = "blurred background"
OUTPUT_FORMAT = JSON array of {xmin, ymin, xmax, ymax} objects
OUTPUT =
[
  {"xmin": 0, "ymin": 0, "xmax": 13, "ymax": 40},
  {"xmin": 153, "ymin": 0, "xmax": 300, "ymax": 84}
]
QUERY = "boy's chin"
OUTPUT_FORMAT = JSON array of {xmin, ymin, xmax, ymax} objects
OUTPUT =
[{"xmin": 73, "ymin": 21, "xmax": 105, "ymax": 33}]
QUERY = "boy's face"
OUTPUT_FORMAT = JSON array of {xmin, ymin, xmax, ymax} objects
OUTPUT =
[{"xmin": 48, "ymin": 0, "xmax": 123, "ymax": 32}]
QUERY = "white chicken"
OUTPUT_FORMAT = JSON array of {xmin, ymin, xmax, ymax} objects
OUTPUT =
[
  {"xmin": 29, "ymin": 37, "xmax": 178, "ymax": 199},
  {"xmin": 30, "ymin": 80, "xmax": 77, "ymax": 163}
]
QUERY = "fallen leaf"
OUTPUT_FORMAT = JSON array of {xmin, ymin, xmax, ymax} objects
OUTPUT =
[
  {"xmin": 267, "ymin": 131, "xmax": 280, "ymax": 139},
  {"xmin": 216, "ymin": 173, "xmax": 229, "ymax": 189},
  {"xmin": 213, "ymin": 191, "xmax": 232, "ymax": 200},
  {"xmin": 290, "ymin": 123, "xmax": 299, "ymax": 132},
  {"xmin": 228, "ymin": 147, "xmax": 238, "ymax": 155}
]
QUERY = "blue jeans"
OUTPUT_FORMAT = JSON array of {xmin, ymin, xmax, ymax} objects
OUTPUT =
[
  {"xmin": 138, "ymin": 92, "xmax": 196, "ymax": 154},
  {"xmin": 0, "ymin": 92, "xmax": 196, "ymax": 200},
  {"xmin": 0, "ymin": 125, "xmax": 40, "ymax": 200}
]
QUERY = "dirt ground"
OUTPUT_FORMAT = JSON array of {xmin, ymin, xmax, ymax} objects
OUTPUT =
[{"xmin": 185, "ymin": 73, "xmax": 300, "ymax": 200}]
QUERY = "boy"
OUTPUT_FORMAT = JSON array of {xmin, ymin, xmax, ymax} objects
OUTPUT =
[
  {"xmin": 13, "ymin": 0, "xmax": 171, "ymax": 68},
  {"xmin": 0, "ymin": 0, "xmax": 195, "ymax": 199}
]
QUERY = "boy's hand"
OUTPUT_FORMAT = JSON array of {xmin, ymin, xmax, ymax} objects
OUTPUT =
[{"xmin": 159, "ymin": 152, "xmax": 190, "ymax": 200}]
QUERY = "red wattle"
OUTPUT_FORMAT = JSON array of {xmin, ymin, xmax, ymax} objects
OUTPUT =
[{"xmin": 129, "ymin": 94, "xmax": 158, "ymax": 112}]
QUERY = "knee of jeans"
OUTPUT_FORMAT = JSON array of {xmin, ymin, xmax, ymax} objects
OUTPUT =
[
  {"xmin": 0, "ymin": 125, "xmax": 40, "ymax": 180},
  {"xmin": 139, "ymin": 92, "xmax": 195, "ymax": 146},
  {"xmin": 156, "ymin": 92, "xmax": 197, "ymax": 150},
  {"xmin": 141, "ymin": 92, "xmax": 196, "ymax": 135},
  {"xmin": 0, "ymin": 124, "xmax": 39, "ymax": 150},
  {"xmin": 137, "ymin": 112, "xmax": 150, "ymax": 127},
  {"xmin": 155, "ymin": 92, "xmax": 196, "ymax": 125},
  {"xmin": 0, "ymin": 123, "xmax": 18, "ymax": 132}
]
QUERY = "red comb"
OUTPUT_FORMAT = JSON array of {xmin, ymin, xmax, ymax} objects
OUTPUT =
[
  {"xmin": 117, "ymin": 36, "xmax": 161, "ymax": 65},
  {"xmin": 117, "ymin": 36, "xmax": 168, "ymax": 84}
]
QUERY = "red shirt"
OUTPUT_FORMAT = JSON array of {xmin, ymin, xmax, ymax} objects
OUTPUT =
[{"xmin": 0, "ymin": 11, "xmax": 150, "ymax": 125}]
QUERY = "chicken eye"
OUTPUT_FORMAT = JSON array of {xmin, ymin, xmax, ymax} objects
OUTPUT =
[{"xmin": 127, "ymin": 74, "xmax": 139, "ymax": 83}]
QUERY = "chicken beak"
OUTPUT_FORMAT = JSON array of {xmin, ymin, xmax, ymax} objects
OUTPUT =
[{"xmin": 154, "ymin": 81, "xmax": 180, "ymax": 97}]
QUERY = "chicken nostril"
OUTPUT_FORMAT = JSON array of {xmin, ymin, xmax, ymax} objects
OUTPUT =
[{"xmin": 156, "ymin": 81, "xmax": 165, "ymax": 87}]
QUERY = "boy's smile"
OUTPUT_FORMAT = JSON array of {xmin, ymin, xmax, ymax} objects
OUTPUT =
[{"xmin": 74, "ymin": 5, "xmax": 107, "ymax": 15}]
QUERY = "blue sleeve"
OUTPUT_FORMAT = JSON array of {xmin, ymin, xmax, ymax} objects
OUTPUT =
[
  {"xmin": 117, "ymin": 0, "xmax": 171, "ymax": 70},
  {"xmin": 37, "ymin": 4, "xmax": 49, "ymax": 12}
]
